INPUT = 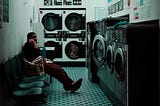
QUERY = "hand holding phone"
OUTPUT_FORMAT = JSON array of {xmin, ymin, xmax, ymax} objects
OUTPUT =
[{"xmin": 29, "ymin": 38, "xmax": 39, "ymax": 48}]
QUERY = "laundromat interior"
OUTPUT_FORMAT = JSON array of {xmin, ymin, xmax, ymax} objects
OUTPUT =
[{"xmin": 0, "ymin": 0, "xmax": 159, "ymax": 106}]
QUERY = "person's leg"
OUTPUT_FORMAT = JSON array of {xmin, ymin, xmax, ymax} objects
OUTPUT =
[
  {"xmin": 43, "ymin": 62, "xmax": 82, "ymax": 92},
  {"xmin": 44, "ymin": 62, "xmax": 73, "ymax": 86}
]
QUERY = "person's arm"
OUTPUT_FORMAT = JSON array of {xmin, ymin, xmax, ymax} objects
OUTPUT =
[{"xmin": 22, "ymin": 39, "xmax": 41, "ymax": 62}]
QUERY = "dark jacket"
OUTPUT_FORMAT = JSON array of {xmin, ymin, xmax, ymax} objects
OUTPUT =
[{"xmin": 22, "ymin": 42, "xmax": 41, "ymax": 62}]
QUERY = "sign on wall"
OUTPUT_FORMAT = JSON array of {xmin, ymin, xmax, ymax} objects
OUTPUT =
[
  {"xmin": 3, "ymin": 0, "xmax": 9, "ymax": 22},
  {"xmin": 132, "ymin": 0, "xmax": 151, "ymax": 20},
  {"xmin": 95, "ymin": 7, "xmax": 107, "ymax": 21}
]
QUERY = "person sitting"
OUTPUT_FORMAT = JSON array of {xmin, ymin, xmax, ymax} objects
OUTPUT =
[{"xmin": 22, "ymin": 32, "xmax": 83, "ymax": 93}]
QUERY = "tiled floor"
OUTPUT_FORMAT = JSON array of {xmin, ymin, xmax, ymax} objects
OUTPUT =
[{"xmin": 43, "ymin": 67, "xmax": 113, "ymax": 106}]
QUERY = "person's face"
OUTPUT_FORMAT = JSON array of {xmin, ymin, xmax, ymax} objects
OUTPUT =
[{"xmin": 31, "ymin": 34, "xmax": 37, "ymax": 42}]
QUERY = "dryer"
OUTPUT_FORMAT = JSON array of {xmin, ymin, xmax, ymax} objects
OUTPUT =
[
  {"xmin": 39, "ymin": 8, "xmax": 86, "ymax": 65},
  {"xmin": 39, "ymin": 8, "xmax": 63, "ymax": 63},
  {"xmin": 62, "ymin": 8, "xmax": 86, "ymax": 35},
  {"xmin": 39, "ymin": 8, "xmax": 63, "ymax": 36},
  {"xmin": 62, "ymin": 37, "xmax": 86, "ymax": 62},
  {"xmin": 39, "ymin": 8, "xmax": 86, "ymax": 35},
  {"xmin": 62, "ymin": 8, "xmax": 86, "ymax": 64},
  {"xmin": 44, "ymin": 38, "xmax": 63, "ymax": 62}
]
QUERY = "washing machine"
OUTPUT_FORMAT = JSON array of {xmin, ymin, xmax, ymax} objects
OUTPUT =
[
  {"xmin": 92, "ymin": 34, "xmax": 106, "ymax": 66},
  {"xmin": 91, "ymin": 17, "xmax": 129, "ymax": 105},
  {"xmin": 103, "ymin": 17, "xmax": 129, "ymax": 75},
  {"xmin": 87, "ymin": 21, "xmax": 100, "ymax": 83},
  {"xmin": 104, "ymin": 27, "xmax": 116, "ymax": 96},
  {"xmin": 92, "ymin": 33, "xmax": 107, "ymax": 84},
  {"xmin": 92, "ymin": 20, "xmax": 108, "ymax": 90},
  {"xmin": 106, "ymin": 27, "xmax": 115, "ymax": 74},
  {"xmin": 92, "ymin": 20, "xmax": 106, "ymax": 66},
  {"xmin": 92, "ymin": 18, "xmax": 129, "ymax": 105},
  {"xmin": 103, "ymin": 17, "xmax": 129, "ymax": 76},
  {"xmin": 113, "ymin": 27, "xmax": 128, "ymax": 106},
  {"xmin": 39, "ymin": 8, "xmax": 63, "ymax": 36}
]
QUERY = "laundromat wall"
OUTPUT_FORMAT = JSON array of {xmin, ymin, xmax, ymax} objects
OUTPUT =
[
  {"xmin": 33, "ymin": 0, "xmax": 107, "ymax": 23},
  {"xmin": 0, "ymin": 0, "xmax": 35, "ymax": 106},
  {"xmin": 0, "ymin": 0, "xmax": 34, "ymax": 63}
]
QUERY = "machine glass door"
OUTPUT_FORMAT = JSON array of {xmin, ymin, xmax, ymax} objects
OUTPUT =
[
  {"xmin": 42, "ymin": 13, "xmax": 62, "ymax": 31},
  {"xmin": 65, "ymin": 13, "xmax": 85, "ymax": 31},
  {"xmin": 114, "ymin": 48, "xmax": 125, "ymax": 82},
  {"xmin": 65, "ymin": 41, "xmax": 85, "ymax": 59},
  {"xmin": 106, "ymin": 45, "xmax": 114, "ymax": 73},
  {"xmin": 92, "ymin": 35, "xmax": 106, "ymax": 66}
]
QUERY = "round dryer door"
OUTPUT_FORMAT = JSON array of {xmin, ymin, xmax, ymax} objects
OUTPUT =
[
  {"xmin": 65, "ymin": 13, "xmax": 85, "ymax": 31},
  {"xmin": 106, "ymin": 45, "xmax": 114, "ymax": 73},
  {"xmin": 114, "ymin": 48, "xmax": 125, "ymax": 82},
  {"xmin": 42, "ymin": 13, "xmax": 62, "ymax": 31},
  {"xmin": 92, "ymin": 35, "xmax": 106, "ymax": 66},
  {"xmin": 65, "ymin": 41, "xmax": 85, "ymax": 59}
]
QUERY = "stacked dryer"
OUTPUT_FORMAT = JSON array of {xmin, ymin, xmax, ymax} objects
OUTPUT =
[
  {"xmin": 62, "ymin": 8, "xmax": 86, "ymax": 64},
  {"xmin": 39, "ymin": 8, "xmax": 63, "ymax": 62},
  {"xmin": 39, "ymin": 8, "xmax": 86, "ymax": 66}
]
